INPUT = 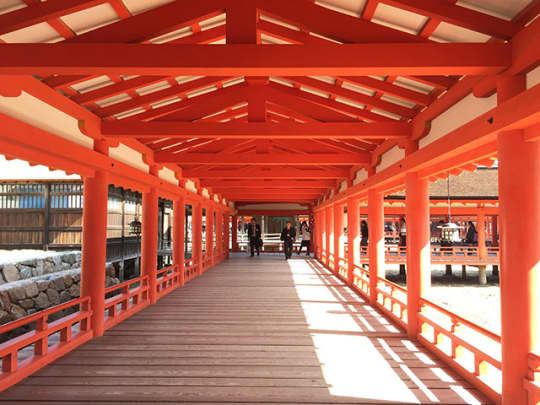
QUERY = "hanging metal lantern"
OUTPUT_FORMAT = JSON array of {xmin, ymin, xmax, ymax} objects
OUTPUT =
[
  {"xmin": 437, "ymin": 174, "xmax": 464, "ymax": 244},
  {"xmin": 129, "ymin": 217, "xmax": 142, "ymax": 236}
]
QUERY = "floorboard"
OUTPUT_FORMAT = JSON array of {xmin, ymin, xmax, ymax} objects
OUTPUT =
[{"xmin": 0, "ymin": 254, "xmax": 492, "ymax": 404}]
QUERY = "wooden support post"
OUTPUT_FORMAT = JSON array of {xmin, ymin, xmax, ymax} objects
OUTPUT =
[
  {"xmin": 478, "ymin": 265, "xmax": 487, "ymax": 285},
  {"xmin": 173, "ymin": 197, "xmax": 185, "ymax": 287},
  {"xmin": 497, "ymin": 74, "xmax": 539, "ymax": 405},
  {"xmin": 445, "ymin": 264, "xmax": 453, "ymax": 277},
  {"xmin": 347, "ymin": 198, "xmax": 360, "ymax": 285},
  {"xmin": 461, "ymin": 265, "xmax": 467, "ymax": 280},
  {"xmin": 43, "ymin": 183, "xmax": 51, "ymax": 251},
  {"xmin": 368, "ymin": 190, "xmax": 385, "ymax": 306},
  {"xmin": 81, "ymin": 169, "xmax": 108, "ymax": 337},
  {"xmin": 193, "ymin": 203, "xmax": 203, "ymax": 275},
  {"xmin": 142, "ymin": 187, "xmax": 158, "ymax": 304},
  {"xmin": 231, "ymin": 215, "xmax": 238, "ymax": 252},
  {"xmin": 405, "ymin": 172, "xmax": 430, "ymax": 339},
  {"xmin": 477, "ymin": 212, "xmax": 487, "ymax": 260},
  {"xmin": 334, "ymin": 203, "xmax": 344, "ymax": 271},
  {"xmin": 325, "ymin": 205, "xmax": 334, "ymax": 269}
]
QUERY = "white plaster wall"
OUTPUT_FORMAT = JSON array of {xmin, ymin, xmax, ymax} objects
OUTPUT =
[
  {"xmin": 109, "ymin": 143, "xmax": 149, "ymax": 173},
  {"xmin": 202, "ymin": 188, "xmax": 210, "ymax": 198},
  {"xmin": 377, "ymin": 145, "xmax": 404, "ymax": 172},
  {"xmin": 420, "ymin": 92, "xmax": 497, "ymax": 149},
  {"xmin": 352, "ymin": 168, "xmax": 368, "ymax": 185},
  {"xmin": 527, "ymin": 66, "xmax": 540, "ymax": 89},
  {"xmin": 214, "ymin": 194, "xmax": 219, "ymax": 203},
  {"xmin": 0, "ymin": 92, "xmax": 93, "ymax": 149},
  {"xmin": 185, "ymin": 179, "xmax": 197, "ymax": 193},
  {"xmin": 158, "ymin": 166, "xmax": 179, "ymax": 186},
  {"xmin": 0, "ymin": 155, "xmax": 80, "ymax": 180},
  {"xmin": 339, "ymin": 180, "xmax": 347, "ymax": 192}
]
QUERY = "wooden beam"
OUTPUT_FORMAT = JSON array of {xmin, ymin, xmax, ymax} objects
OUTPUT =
[
  {"xmin": 382, "ymin": 0, "xmax": 517, "ymax": 40},
  {"xmin": 184, "ymin": 167, "xmax": 350, "ymax": 179},
  {"xmin": 154, "ymin": 151, "xmax": 370, "ymax": 165},
  {"xmin": 0, "ymin": 43, "xmax": 510, "ymax": 76},
  {"xmin": 201, "ymin": 179, "xmax": 336, "ymax": 188},
  {"xmin": 102, "ymin": 121, "xmax": 411, "ymax": 139}
]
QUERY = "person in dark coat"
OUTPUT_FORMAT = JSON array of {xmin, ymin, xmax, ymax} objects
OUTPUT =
[
  {"xmin": 247, "ymin": 218, "xmax": 261, "ymax": 257},
  {"xmin": 281, "ymin": 221, "xmax": 296, "ymax": 260},
  {"xmin": 465, "ymin": 221, "xmax": 477, "ymax": 244},
  {"xmin": 360, "ymin": 220, "xmax": 369, "ymax": 246}
]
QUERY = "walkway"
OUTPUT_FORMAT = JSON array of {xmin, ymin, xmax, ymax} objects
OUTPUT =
[{"xmin": 0, "ymin": 254, "xmax": 491, "ymax": 404}]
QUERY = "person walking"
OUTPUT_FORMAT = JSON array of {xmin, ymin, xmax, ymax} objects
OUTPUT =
[
  {"xmin": 281, "ymin": 221, "xmax": 296, "ymax": 260},
  {"xmin": 360, "ymin": 220, "xmax": 369, "ymax": 246},
  {"xmin": 247, "ymin": 218, "xmax": 261, "ymax": 257},
  {"xmin": 298, "ymin": 221, "xmax": 311, "ymax": 256},
  {"xmin": 399, "ymin": 217, "xmax": 406, "ymax": 247}
]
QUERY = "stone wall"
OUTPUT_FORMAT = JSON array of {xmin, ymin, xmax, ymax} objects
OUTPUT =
[
  {"xmin": 0, "ymin": 260, "xmax": 120, "ymax": 340},
  {"xmin": 0, "ymin": 252, "xmax": 82, "ymax": 284}
]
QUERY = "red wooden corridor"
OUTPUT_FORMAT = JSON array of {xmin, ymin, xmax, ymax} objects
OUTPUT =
[
  {"xmin": 0, "ymin": 255, "xmax": 492, "ymax": 404},
  {"xmin": 0, "ymin": 0, "xmax": 538, "ymax": 404}
]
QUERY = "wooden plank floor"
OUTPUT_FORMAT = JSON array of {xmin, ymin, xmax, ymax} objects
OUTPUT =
[{"xmin": 1, "ymin": 254, "xmax": 491, "ymax": 404}]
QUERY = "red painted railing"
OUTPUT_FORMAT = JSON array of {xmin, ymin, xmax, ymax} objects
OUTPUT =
[
  {"xmin": 104, "ymin": 276, "xmax": 149, "ymax": 330},
  {"xmin": 525, "ymin": 353, "xmax": 540, "ymax": 405},
  {"xmin": 0, "ymin": 297, "xmax": 93, "ymax": 390},
  {"xmin": 352, "ymin": 264, "xmax": 370, "ymax": 299},
  {"xmin": 156, "ymin": 265, "xmax": 180, "ymax": 299},
  {"xmin": 375, "ymin": 277, "xmax": 408, "ymax": 330},
  {"xmin": 328, "ymin": 253, "xmax": 335, "ymax": 270},
  {"xmin": 337, "ymin": 256, "xmax": 348, "ymax": 279},
  {"xmin": 418, "ymin": 297, "xmax": 502, "ymax": 403},
  {"xmin": 184, "ymin": 258, "xmax": 198, "ymax": 282}
]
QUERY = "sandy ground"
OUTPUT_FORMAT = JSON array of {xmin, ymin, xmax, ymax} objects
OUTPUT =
[{"xmin": 386, "ymin": 264, "xmax": 501, "ymax": 334}]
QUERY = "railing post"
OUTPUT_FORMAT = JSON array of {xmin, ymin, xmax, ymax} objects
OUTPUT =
[
  {"xmin": 142, "ymin": 182, "xmax": 159, "ymax": 304},
  {"xmin": 81, "ymin": 140, "xmax": 109, "ymax": 337},
  {"xmin": 368, "ymin": 190, "xmax": 385, "ymax": 305},
  {"xmin": 405, "ymin": 172, "xmax": 430, "ymax": 339},
  {"xmin": 173, "ymin": 196, "xmax": 185, "ymax": 287},
  {"xmin": 497, "ymin": 74, "xmax": 539, "ymax": 405},
  {"xmin": 333, "ymin": 203, "xmax": 344, "ymax": 273},
  {"xmin": 347, "ymin": 198, "xmax": 359, "ymax": 285},
  {"xmin": 325, "ymin": 205, "xmax": 334, "ymax": 269}
]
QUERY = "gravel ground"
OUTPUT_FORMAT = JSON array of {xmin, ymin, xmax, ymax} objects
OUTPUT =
[{"xmin": 385, "ymin": 264, "xmax": 501, "ymax": 334}]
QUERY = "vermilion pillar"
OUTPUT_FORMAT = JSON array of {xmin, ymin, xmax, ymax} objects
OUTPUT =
[
  {"xmin": 231, "ymin": 215, "xmax": 238, "ymax": 252},
  {"xmin": 347, "ymin": 198, "xmax": 360, "ymax": 285},
  {"xmin": 81, "ymin": 169, "xmax": 108, "ymax": 337},
  {"xmin": 334, "ymin": 204, "xmax": 344, "ymax": 268},
  {"xmin": 497, "ymin": 74, "xmax": 539, "ymax": 405},
  {"xmin": 173, "ymin": 197, "xmax": 185, "ymax": 286},
  {"xmin": 319, "ymin": 210, "xmax": 326, "ymax": 261},
  {"xmin": 405, "ymin": 173, "xmax": 430, "ymax": 338},
  {"xmin": 224, "ymin": 213, "xmax": 230, "ymax": 258},
  {"xmin": 141, "ymin": 187, "xmax": 159, "ymax": 304},
  {"xmin": 477, "ymin": 212, "xmax": 487, "ymax": 259},
  {"xmin": 325, "ymin": 206, "xmax": 334, "ymax": 269},
  {"xmin": 215, "ymin": 209, "xmax": 222, "ymax": 259},
  {"xmin": 207, "ymin": 206, "xmax": 214, "ymax": 266},
  {"xmin": 193, "ymin": 203, "xmax": 203, "ymax": 275},
  {"xmin": 368, "ymin": 190, "xmax": 385, "ymax": 305}
]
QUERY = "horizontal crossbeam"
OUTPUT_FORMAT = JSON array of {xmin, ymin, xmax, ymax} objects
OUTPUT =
[
  {"xmin": 154, "ymin": 152, "xmax": 370, "ymax": 165},
  {"xmin": 0, "ymin": 43, "xmax": 510, "ymax": 76},
  {"xmin": 184, "ymin": 167, "xmax": 349, "ymax": 179},
  {"xmin": 102, "ymin": 121, "xmax": 410, "ymax": 139},
  {"xmin": 200, "ymin": 180, "xmax": 336, "ymax": 188}
]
